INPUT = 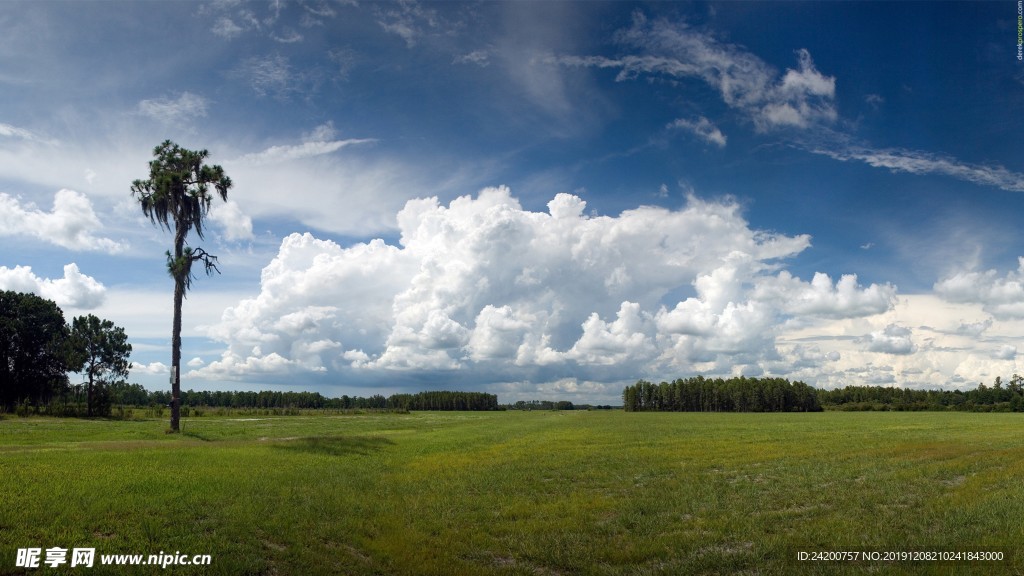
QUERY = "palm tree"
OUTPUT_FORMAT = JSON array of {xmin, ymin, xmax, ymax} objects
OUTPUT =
[{"xmin": 131, "ymin": 140, "xmax": 232, "ymax": 432}]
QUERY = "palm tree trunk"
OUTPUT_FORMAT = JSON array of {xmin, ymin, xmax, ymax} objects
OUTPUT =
[
  {"xmin": 170, "ymin": 278, "xmax": 183, "ymax": 432},
  {"xmin": 170, "ymin": 227, "xmax": 186, "ymax": 433}
]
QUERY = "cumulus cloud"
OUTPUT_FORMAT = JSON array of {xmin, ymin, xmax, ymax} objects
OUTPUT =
[
  {"xmin": 865, "ymin": 324, "xmax": 916, "ymax": 355},
  {"xmin": 209, "ymin": 200, "xmax": 254, "ymax": 241},
  {"xmin": 934, "ymin": 258, "xmax": 1024, "ymax": 318},
  {"xmin": 0, "ymin": 263, "xmax": 106, "ymax": 309},
  {"xmin": 0, "ymin": 189, "xmax": 124, "ymax": 252},
  {"xmin": 754, "ymin": 271, "xmax": 897, "ymax": 319},
  {"xmin": 994, "ymin": 345, "xmax": 1017, "ymax": 361},
  {"xmin": 132, "ymin": 361, "xmax": 169, "ymax": 376},
  {"xmin": 956, "ymin": 318, "xmax": 993, "ymax": 337},
  {"xmin": 198, "ymin": 187, "xmax": 894, "ymax": 388}
]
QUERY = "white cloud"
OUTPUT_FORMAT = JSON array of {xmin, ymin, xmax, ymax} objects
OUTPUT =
[
  {"xmin": 302, "ymin": 121, "xmax": 338, "ymax": 142},
  {"xmin": 934, "ymin": 258, "xmax": 1024, "ymax": 318},
  {"xmin": 755, "ymin": 271, "xmax": 897, "ymax": 319},
  {"xmin": 0, "ymin": 189, "xmax": 124, "ymax": 252},
  {"xmin": 235, "ymin": 138, "xmax": 375, "ymax": 164},
  {"xmin": 567, "ymin": 302, "xmax": 657, "ymax": 366},
  {"xmin": 375, "ymin": 0, "xmax": 441, "ymax": 48},
  {"xmin": 212, "ymin": 16, "xmax": 244, "ymax": 39},
  {"xmin": 454, "ymin": 50, "xmax": 491, "ymax": 67},
  {"xmin": 221, "ymin": 133, "xmax": 464, "ymax": 236},
  {"xmin": 198, "ymin": 187, "xmax": 895, "ymax": 389},
  {"xmin": 956, "ymin": 318, "xmax": 993, "ymax": 337},
  {"xmin": 0, "ymin": 122, "xmax": 42, "ymax": 141},
  {"xmin": 994, "ymin": 345, "xmax": 1017, "ymax": 361},
  {"xmin": 770, "ymin": 294, "xmax": 1024, "ymax": 390},
  {"xmin": 865, "ymin": 324, "xmax": 916, "ymax": 355},
  {"xmin": 0, "ymin": 263, "xmax": 106, "ymax": 309},
  {"xmin": 811, "ymin": 145, "xmax": 1024, "ymax": 194},
  {"xmin": 557, "ymin": 15, "xmax": 1023, "ymax": 195},
  {"xmin": 137, "ymin": 92, "xmax": 209, "ymax": 124},
  {"xmin": 667, "ymin": 116, "xmax": 727, "ymax": 147},
  {"xmin": 209, "ymin": 200, "xmax": 254, "ymax": 241},
  {"xmin": 237, "ymin": 121, "xmax": 369, "ymax": 165},
  {"xmin": 234, "ymin": 54, "xmax": 297, "ymax": 98},
  {"xmin": 132, "ymin": 361, "xmax": 169, "ymax": 376},
  {"xmin": 271, "ymin": 29, "xmax": 303, "ymax": 44},
  {"xmin": 554, "ymin": 15, "xmax": 837, "ymax": 132},
  {"xmin": 199, "ymin": 230, "xmax": 418, "ymax": 378},
  {"xmin": 199, "ymin": 352, "xmax": 298, "ymax": 378}
]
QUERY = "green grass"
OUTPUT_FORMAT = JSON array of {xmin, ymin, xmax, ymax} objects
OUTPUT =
[{"xmin": 1, "ymin": 411, "xmax": 1023, "ymax": 575}]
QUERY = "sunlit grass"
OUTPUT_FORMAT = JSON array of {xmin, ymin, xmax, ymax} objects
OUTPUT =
[{"xmin": 1, "ymin": 411, "xmax": 1023, "ymax": 574}]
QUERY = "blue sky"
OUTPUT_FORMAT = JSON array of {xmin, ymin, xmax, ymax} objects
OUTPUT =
[{"xmin": 2, "ymin": 1, "xmax": 1023, "ymax": 404}]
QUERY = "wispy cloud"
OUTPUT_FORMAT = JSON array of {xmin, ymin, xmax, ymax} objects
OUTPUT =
[
  {"xmin": 235, "ymin": 54, "xmax": 295, "ymax": 98},
  {"xmin": 235, "ymin": 122, "xmax": 377, "ymax": 165},
  {"xmin": 271, "ymin": 29, "xmax": 303, "ymax": 44},
  {"xmin": 0, "ymin": 122, "xmax": 55, "ymax": 145},
  {"xmin": 453, "ymin": 49, "xmax": 491, "ymax": 67},
  {"xmin": 809, "ymin": 144, "xmax": 1024, "ymax": 193},
  {"xmin": 137, "ymin": 92, "xmax": 208, "ymax": 124},
  {"xmin": 375, "ymin": 0, "xmax": 441, "ymax": 48},
  {"xmin": 667, "ymin": 116, "xmax": 726, "ymax": 147},
  {"xmin": 212, "ymin": 16, "xmax": 244, "ymax": 39},
  {"xmin": 551, "ymin": 14, "xmax": 837, "ymax": 132},
  {"xmin": 0, "ymin": 122, "xmax": 39, "ymax": 141},
  {"xmin": 554, "ymin": 13, "xmax": 1024, "ymax": 197},
  {"xmin": 205, "ymin": 0, "xmax": 328, "ymax": 40}
]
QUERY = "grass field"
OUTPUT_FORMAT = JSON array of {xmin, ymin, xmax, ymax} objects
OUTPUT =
[{"xmin": 2, "ymin": 410, "xmax": 1023, "ymax": 575}]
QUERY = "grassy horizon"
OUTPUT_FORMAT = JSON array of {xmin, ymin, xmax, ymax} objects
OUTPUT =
[{"xmin": 2, "ymin": 411, "xmax": 1023, "ymax": 575}]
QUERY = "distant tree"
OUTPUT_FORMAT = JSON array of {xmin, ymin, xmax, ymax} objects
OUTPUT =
[
  {"xmin": 131, "ymin": 140, "xmax": 232, "ymax": 432},
  {"xmin": 622, "ymin": 376, "xmax": 821, "ymax": 413},
  {"xmin": 0, "ymin": 291, "xmax": 74, "ymax": 411},
  {"xmin": 69, "ymin": 314, "xmax": 132, "ymax": 417},
  {"xmin": 109, "ymin": 381, "xmax": 150, "ymax": 406}
]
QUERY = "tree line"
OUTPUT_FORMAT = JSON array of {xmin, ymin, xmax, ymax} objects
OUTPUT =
[
  {"xmin": 503, "ymin": 400, "xmax": 616, "ymax": 410},
  {"xmin": 623, "ymin": 376, "xmax": 822, "ymax": 412},
  {"xmin": 385, "ymin": 391, "xmax": 499, "ymax": 411},
  {"xmin": 624, "ymin": 375, "xmax": 1024, "ymax": 413},
  {"xmin": 12, "ymin": 381, "xmax": 501, "ymax": 414},
  {"xmin": 818, "ymin": 376, "xmax": 1024, "ymax": 412}
]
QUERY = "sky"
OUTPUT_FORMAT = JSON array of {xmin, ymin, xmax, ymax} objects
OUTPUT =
[{"xmin": 1, "ymin": 1, "xmax": 1023, "ymax": 404}]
